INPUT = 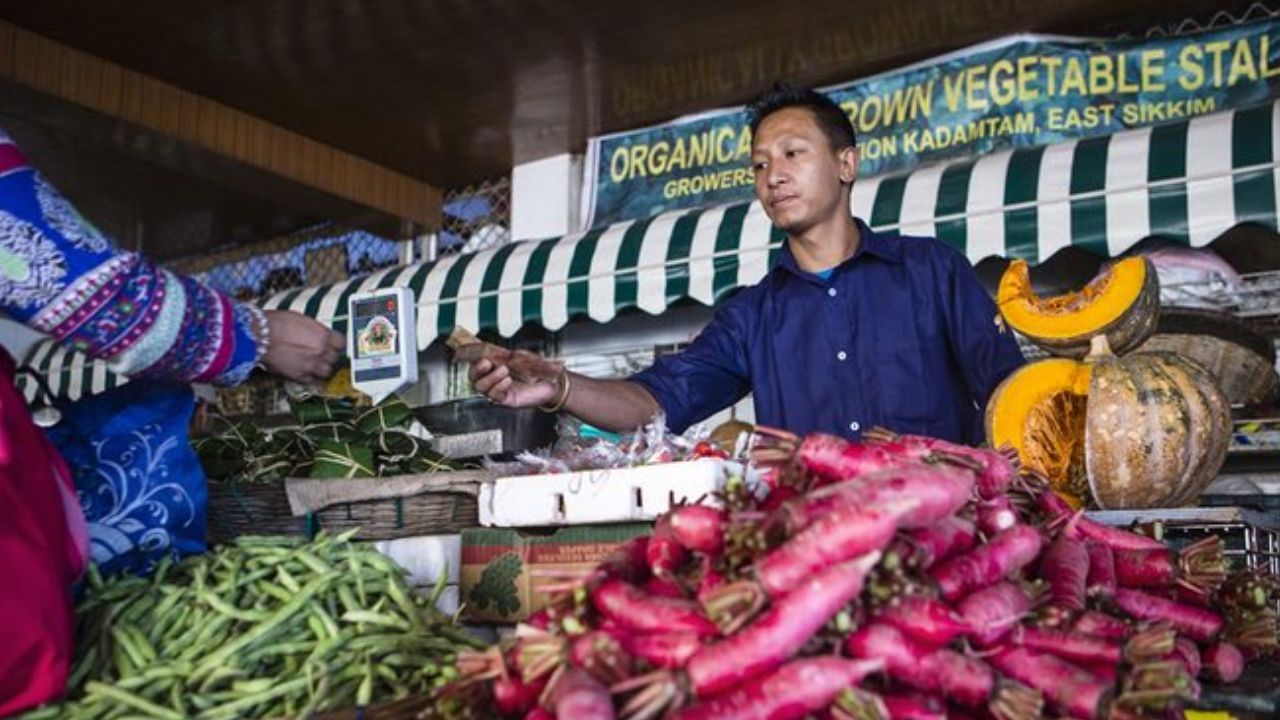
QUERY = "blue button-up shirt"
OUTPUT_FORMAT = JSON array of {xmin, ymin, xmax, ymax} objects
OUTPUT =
[{"xmin": 631, "ymin": 219, "xmax": 1025, "ymax": 444}]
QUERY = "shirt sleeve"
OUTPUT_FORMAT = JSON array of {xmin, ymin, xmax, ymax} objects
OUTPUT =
[
  {"xmin": 0, "ymin": 133, "xmax": 266, "ymax": 386},
  {"xmin": 629, "ymin": 306, "xmax": 751, "ymax": 434},
  {"xmin": 938, "ymin": 246, "xmax": 1026, "ymax": 417}
]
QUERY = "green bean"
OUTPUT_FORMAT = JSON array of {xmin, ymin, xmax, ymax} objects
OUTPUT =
[
  {"xmin": 256, "ymin": 578, "xmax": 295, "ymax": 603},
  {"xmin": 194, "ymin": 676, "xmax": 310, "ymax": 720},
  {"xmin": 275, "ymin": 565, "xmax": 302, "ymax": 594},
  {"xmin": 199, "ymin": 589, "xmax": 270, "ymax": 622},
  {"xmin": 84, "ymin": 682, "xmax": 184, "ymax": 720},
  {"xmin": 311, "ymin": 602, "xmax": 342, "ymax": 639},
  {"xmin": 294, "ymin": 549, "xmax": 334, "ymax": 576},
  {"xmin": 193, "ymin": 572, "xmax": 336, "ymax": 678},
  {"xmin": 340, "ymin": 609, "xmax": 411, "ymax": 631}
]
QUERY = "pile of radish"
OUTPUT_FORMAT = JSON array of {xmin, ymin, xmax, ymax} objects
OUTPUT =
[{"xmin": 438, "ymin": 427, "xmax": 1278, "ymax": 720}]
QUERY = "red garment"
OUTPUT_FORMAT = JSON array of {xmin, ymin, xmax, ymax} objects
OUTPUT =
[{"xmin": 0, "ymin": 349, "xmax": 87, "ymax": 717}]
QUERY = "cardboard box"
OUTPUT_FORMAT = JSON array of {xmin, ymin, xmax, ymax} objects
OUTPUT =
[
  {"xmin": 479, "ymin": 459, "xmax": 737, "ymax": 527},
  {"xmin": 460, "ymin": 524, "xmax": 651, "ymax": 623}
]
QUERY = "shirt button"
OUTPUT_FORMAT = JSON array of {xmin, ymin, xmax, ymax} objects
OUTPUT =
[
  {"xmin": 837, "ymin": 351, "xmax": 848, "ymax": 361},
  {"xmin": 849, "ymin": 421, "xmax": 861, "ymax": 432},
  {"xmin": 827, "ymin": 287, "xmax": 837, "ymax": 297}
]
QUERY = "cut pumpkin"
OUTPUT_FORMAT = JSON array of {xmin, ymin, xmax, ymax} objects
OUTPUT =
[
  {"xmin": 997, "ymin": 256, "xmax": 1160, "ymax": 358},
  {"xmin": 986, "ymin": 335, "xmax": 1232, "ymax": 509},
  {"xmin": 986, "ymin": 358, "xmax": 1092, "ymax": 505}
]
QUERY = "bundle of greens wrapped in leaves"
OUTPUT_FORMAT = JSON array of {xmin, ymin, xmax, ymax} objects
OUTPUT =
[{"xmin": 195, "ymin": 396, "xmax": 467, "ymax": 483}]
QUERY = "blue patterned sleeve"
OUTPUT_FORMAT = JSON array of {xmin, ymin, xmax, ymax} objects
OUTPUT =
[{"xmin": 0, "ymin": 131, "xmax": 266, "ymax": 385}]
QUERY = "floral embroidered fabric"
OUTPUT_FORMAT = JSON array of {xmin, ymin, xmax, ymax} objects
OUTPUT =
[{"xmin": 0, "ymin": 132, "xmax": 260, "ymax": 385}]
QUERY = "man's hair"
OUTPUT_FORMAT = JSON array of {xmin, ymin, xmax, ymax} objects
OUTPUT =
[{"xmin": 746, "ymin": 82, "xmax": 857, "ymax": 151}]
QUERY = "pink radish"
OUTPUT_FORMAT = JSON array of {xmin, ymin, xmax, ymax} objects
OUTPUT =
[
  {"xmin": 932, "ymin": 526, "xmax": 1043, "ymax": 602},
  {"xmin": 1072, "ymin": 611, "xmax": 1132, "ymax": 641},
  {"xmin": 694, "ymin": 557, "xmax": 727, "ymax": 605},
  {"xmin": 791, "ymin": 432, "xmax": 932, "ymax": 483},
  {"xmin": 597, "ymin": 536, "xmax": 652, "ymax": 584},
  {"xmin": 1012, "ymin": 626, "xmax": 1122, "ymax": 665},
  {"xmin": 902, "ymin": 516, "xmax": 977, "ymax": 570},
  {"xmin": 686, "ymin": 553, "xmax": 881, "ymax": 698},
  {"xmin": 754, "ymin": 501, "xmax": 909, "ymax": 598},
  {"xmin": 988, "ymin": 647, "xmax": 1113, "ymax": 720},
  {"xmin": 1201, "ymin": 642, "xmax": 1244, "ymax": 683},
  {"xmin": 551, "ymin": 667, "xmax": 614, "ymax": 719},
  {"xmin": 670, "ymin": 656, "xmax": 884, "ymax": 720},
  {"xmin": 1084, "ymin": 542, "xmax": 1116, "ymax": 598},
  {"xmin": 958, "ymin": 581, "xmax": 1031, "ymax": 647},
  {"xmin": 1013, "ymin": 622, "xmax": 1172, "ymax": 661},
  {"xmin": 875, "ymin": 595, "xmax": 971, "ymax": 647},
  {"xmin": 844, "ymin": 623, "xmax": 1041, "ymax": 720},
  {"xmin": 866, "ymin": 429, "xmax": 1018, "ymax": 499},
  {"xmin": 1041, "ymin": 537, "xmax": 1089, "ymax": 612},
  {"xmin": 619, "ymin": 632, "xmax": 703, "ymax": 670},
  {"xmin": 569, "ymin": 631, "xmax": 631, "ymax": 685},
  {"xmin": 760, "ymin": 484, "xmax": 800, "ymax": 512},
  {"xmin": 1055, "ymin": 510, "xmax": 1164, "ymax": 554},
  {"xmin": 879, "ymin": 693, "xmax": 948, "ymax": 720},
  {"xmin": 668, "ymin": 505, "xmax": 726, "ymax": 556},
  {"xmin": 1172, "ymin": 637, "xmax": 1202, "ymax": 678},
  {"xmin": 648, "ymin": 515, "xmax": 689, "ymax": 581},
  {"xmin": 1113, "ymin": 537, "xmax": 1228, "ymax": 594},
  {"xmin": 644, "ymin": 576, "xmax": 687, "ymax": 599},
  {"xmin": 1035, "ymin": 492, "xmax": 1164, "ymax": 551},
  {"xmin": 706, "ymin": 504, "xmax": 903, "ymax": 632},
  {"xmin": 522, "ymin": 708, "xmax": 553, "ymax": 720},
  {"xmin": 977, "ymin": 495, "xmax": 1020, "ymax": 536},
  {"xmin": 590, "ymin": 579, "xmax": 719, "ymax": 638},
  {"xmin": 1112, "ymin": 588, "xmax": 1224, "ymax": 643},
  {"xmin": 493, "ymin": 673, "xmax": 540, "ymax": 716},
  {"xmin": 771, "ymin": 463, "xmax": 975, "ymax": 537}
]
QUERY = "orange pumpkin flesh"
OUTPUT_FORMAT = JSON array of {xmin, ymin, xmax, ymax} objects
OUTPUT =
[{"xmin": 997, "ymin": 257, "xmax": 1159, "ymax": 358}]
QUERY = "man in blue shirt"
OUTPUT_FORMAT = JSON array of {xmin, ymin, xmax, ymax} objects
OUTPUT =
[{"xmin": 471, "ymin": 84, "xmax": 1024, "ymax": 444}]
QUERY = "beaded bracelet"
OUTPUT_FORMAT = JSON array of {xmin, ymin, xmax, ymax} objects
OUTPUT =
[{"xmin": 245, "ymin": 304, "xmax": 271, "ymax": 371}]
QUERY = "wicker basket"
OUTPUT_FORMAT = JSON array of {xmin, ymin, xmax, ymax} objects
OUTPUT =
[{"xmin": 207, "ymin": 472, "xmax": 486, "ymax": 543}]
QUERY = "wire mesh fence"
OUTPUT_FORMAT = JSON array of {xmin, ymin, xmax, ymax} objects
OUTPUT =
[
  {"xmin": 167, "ymin": 223, "xmax": 411, "ymax": 302},
  {"xmin": 437, "ymin": 177, "xmax": 512, "ymax": 258}
]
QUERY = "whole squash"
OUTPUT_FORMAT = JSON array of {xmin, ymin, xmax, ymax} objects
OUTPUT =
[
  {"xmin": 986, "ymin": 335, "xmax": 1232, "ymax": 509},
  {"xmin": 997, "ymin": 256, "xmax": 1159, "ymax": 358}
]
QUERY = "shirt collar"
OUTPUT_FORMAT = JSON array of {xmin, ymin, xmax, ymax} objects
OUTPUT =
[{"xmin": 776, "ymin": 217, "xmax": 903, "ymax": 280}]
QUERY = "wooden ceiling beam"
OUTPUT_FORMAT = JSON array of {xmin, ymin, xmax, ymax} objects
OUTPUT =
[{"xmin": 0, "ymin": 19, "xmax": 441, "ymax": 230}]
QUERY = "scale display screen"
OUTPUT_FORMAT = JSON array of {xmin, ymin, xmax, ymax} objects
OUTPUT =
[
  {"xmin": 347, "ymin": 288, "xmax": 416, "ymax": 396},
  {"xmin": 352, "ymin": 295, "xmax": 401, "ymax": 360}
]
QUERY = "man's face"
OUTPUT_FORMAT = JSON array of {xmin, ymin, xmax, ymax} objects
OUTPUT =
[{"xmin": 750, "ymin": 107, "xmax": 857, "ymax": 235}]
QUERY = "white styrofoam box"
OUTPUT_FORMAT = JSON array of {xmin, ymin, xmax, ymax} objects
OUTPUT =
[
  {"xmin": 433, "ymin": 584, "xmax": 460, "ymax": 616},
  {"xmin": 479, "ymin": 459, "xmax": 737, "ymax": 527},
  {"xmin": 374, "ymin": 535, "xmax": 461, "ymax": 587}
]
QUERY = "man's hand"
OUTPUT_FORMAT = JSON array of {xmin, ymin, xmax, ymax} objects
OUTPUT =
[
  {"xmin": 470, "ymin": 353, "xmax": 559, "ymax": 408},
  {"xmin": 261, "ymin": 309, "xmax": 344, "ymax": 384}
]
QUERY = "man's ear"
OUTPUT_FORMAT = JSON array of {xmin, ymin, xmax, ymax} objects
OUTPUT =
[{"xmin": 838, "ymin": 146, "xmax": 860, "ymax": 185}]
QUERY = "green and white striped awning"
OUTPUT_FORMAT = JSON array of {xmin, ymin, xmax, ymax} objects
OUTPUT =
[
  {"xmin": 265, "ymin": 98, "xmax": 1280, "ymax": 348},
  {"xmin": 21, "ymin": 98, "xmax": 1280, "ymax": 402},
  {"xmin": 261, "ymin": 201, "xmax": 787, "ymax": 340},
  {"xmin": 858, "ymin": 98, "xmax": 1280, "ymax": 264}
]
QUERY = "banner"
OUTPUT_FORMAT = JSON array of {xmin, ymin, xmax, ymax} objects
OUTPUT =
[{"xmin": 584, "ymin": 19, "xmax": 1280, "ymax": 227}]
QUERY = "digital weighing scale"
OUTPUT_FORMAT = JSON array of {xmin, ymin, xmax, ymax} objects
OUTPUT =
[{"xmin": 347, "ymin": 287, "xmax": 418, "ymax": 404}]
